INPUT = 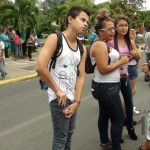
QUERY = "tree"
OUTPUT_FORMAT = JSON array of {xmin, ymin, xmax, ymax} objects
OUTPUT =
[{"xmin": 0, "ymin": 0, "xmax": 39, "ymax": 30}]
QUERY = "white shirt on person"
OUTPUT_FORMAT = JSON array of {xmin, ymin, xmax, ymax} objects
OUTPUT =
[
  {"xmin": 47, "ymin": 34, "xmax": 81, "ymax": 102},
  {"xmin": 0, "ymin": 41, "xmax": 5, "ymax": 58},
  {"xmin": 91, "ymin": 47, "xmax": 120, "ymax": 83}
]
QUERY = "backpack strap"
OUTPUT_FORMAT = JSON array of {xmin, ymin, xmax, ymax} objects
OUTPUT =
[
  {"xmin": 77, "ymin": 39, "xmax": 83, "ymax": 58},
  {"xmin": 49, "ymin": 31, "xmax": 62, "ymax": 71},
  {"xmin": 76, "ymin": 39, "xmax": 83, "ymax": 76}
]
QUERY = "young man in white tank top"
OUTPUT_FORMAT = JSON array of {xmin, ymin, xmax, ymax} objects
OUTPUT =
[{"xmin": 36, "ymin": 7, "xmax": 90, "ymax": 150}]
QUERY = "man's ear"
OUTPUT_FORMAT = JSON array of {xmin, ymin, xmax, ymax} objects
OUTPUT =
[{"xmin": 68, "ymin": 16, "xmax": 73, "ymax": 24}]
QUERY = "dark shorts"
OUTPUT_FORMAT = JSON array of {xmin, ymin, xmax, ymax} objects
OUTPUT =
[{"xmin": 128, "ymin": 65, "xmax": 138, "ymax": 80}]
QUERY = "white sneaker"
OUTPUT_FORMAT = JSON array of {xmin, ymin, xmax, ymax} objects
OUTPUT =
[{"xmin": 133, "ymin": 107, "xmax": 141, "ymax": 115}]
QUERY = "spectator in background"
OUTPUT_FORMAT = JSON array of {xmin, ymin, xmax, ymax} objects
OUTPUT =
[
  {"xmin": 21, "ymin": 28, "xmax": 27, "ymax": 57},
  {"xmin": 1, "ymin": 27, "xmax": 9, "ymax": 58},
  {"xmin": 34, "ymin": 33, "xmax": 39, "ymax": 49},
  {"xmin": 0, "ymin": 39, "xmax": 7, "ymax": 79},
  {"xmin": 88, "ymin": 28, "xmax": 97, "ymax": 44},
  {"xmin": 8, "ymin": 28, "xmax": 16, "ymax": 60},
  {"xmin": 78, "ymin": 34, "xmax": 85, "ymax": 43},
  {"xmin": 141, "ymin": 24, "xmax": 150, "ymax": 81},
  {"xmin": 14, "ymin": 30, "xmax": 22, "ymax": 59},
  {"xmin": 129, "ymin": 28, "xmax": 141, "ymax": 115},
  {"xmin": 26, "ymin": 28, "xmax": 35, "ymax": 61},
  {"xmin": 139, "ymin": 62, "xmax": 150, "ymax": 150}
]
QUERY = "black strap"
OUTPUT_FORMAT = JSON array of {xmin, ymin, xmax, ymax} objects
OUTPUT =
[
  {"xmin": 49, "ymin": 31, "xmax": 62, "ymax": 71},
  {"xmin": 77, "ymin": 39, "xmax": 83, "ymax": 58},
  {"xmin": 48, "ymin": 33, "xmax": 83, "ymax": 75}
]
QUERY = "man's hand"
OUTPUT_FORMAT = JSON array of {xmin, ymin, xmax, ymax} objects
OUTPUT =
[
  {"xmin": 63, "ymin": 103, "xmax": 79, "ymax": 118},
  {"xmin": 56, "ymin": 90, "xmax": 67, "ymax": 107}
]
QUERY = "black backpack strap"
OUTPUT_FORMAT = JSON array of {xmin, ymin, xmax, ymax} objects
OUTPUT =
[
  {"xmin": 77, "ymin": 39, "xmax": 83, "ymax": 58},
  {"xmin": 49, "ymin": 31, "xmax": 62, "ymax": 71},
  {"xmin": 76, "ymin": 39, "xmax": 83, "ymax": 76}
]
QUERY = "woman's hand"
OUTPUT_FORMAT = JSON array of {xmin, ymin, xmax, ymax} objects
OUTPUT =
[
  {"xmin": 130, "ymin": 50, "xmax": 137, "ymax": 57},
  {"xmin": 119, "ymin": 56, "xmax": 129, "ymax": 65}
]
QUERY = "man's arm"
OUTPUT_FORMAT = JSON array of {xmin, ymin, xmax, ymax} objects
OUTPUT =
[
  {"xmin": 74, "ymin": 45, "xmax": 86, "ymax": 102},
  {"xmin": 36, "ymin": 33, "xmax": 67, "ymax": 106}
]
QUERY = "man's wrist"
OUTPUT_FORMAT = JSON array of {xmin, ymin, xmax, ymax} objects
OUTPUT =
[{"xmin": 73, "ymin": 100, "xmax": 80, "ymax": 106}]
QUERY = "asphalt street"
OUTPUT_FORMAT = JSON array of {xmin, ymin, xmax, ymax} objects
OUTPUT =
[
  {"xmin": 0, "ymin": 44, "xmax": 149, "ymax": 150},
  {"xmin": 0, "ymin": 69, "xmax": 150, "ymax": 150}
]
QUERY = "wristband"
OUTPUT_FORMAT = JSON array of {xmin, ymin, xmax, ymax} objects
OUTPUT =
[{"xmin": 73, "ymin": 100, "xmax": 80, "ymax": 105}]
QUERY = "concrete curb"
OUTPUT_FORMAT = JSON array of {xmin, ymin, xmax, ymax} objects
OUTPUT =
[{"xmin": 0, "ymin": 74, "xmax": 38, "ymax": 86}]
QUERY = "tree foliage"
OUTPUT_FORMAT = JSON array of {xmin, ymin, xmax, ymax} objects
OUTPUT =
[
  {"xmin": 0, "ymin": 0, "xmax": 38, "ymax": 30},
  {"xmin": 0, "ymin": 0, "xmax": 150, "ymax": 34}
]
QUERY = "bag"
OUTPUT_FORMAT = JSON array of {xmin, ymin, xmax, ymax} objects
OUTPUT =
[
  {"xmin": 85, "ymin": 42, "xmax": 110, "ymax": 74},
  {"xmin": 39, "ymin": 31, "xmax": 83, "ymax": 90},
  {"xmin": 85, "ymin": 45, "xmax": 96, "ymax": 74}
]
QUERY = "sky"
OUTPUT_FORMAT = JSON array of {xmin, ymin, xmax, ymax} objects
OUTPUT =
[
  {"xmin": 94, "ymin": 0, "xmax": 150, "ymax": 10},
  {"xmin": 94, "ymin": 0, "xmax": 109, "ymax": 5}
]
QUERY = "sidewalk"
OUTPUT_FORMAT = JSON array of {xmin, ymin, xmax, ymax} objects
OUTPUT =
[
  {"xmin": 0, "ymin": 51, "xmax": 39, "ymax": 86},
  {"xmin": 0, "ymin": 38, "xmax": 47, "ymax": 86},
  {"xmin": 0, "ymin": 42, "xmax": 145, "ymax": 86}
]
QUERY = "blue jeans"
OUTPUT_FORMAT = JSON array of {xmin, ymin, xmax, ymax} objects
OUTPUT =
[
  {"xmin": 120, "ymin": 76, "xmax": 133, "ymax": 128},
  {"xmin": 49, "ymin": 99, "xmax": 77, "ymax": 150},
  {"xmin": 128, "ymin": 65, "xmax": 138, "ymax": 80},
  {"xmin": 15, "ymin": 44, "xmax": 21, "ymax": 58},
  {"xmin": 0, "ymin": 58, "xmax": 5, "ymax": 77},
  {"xmin": 91, "ymin": 80, "xmax": 125, "ymax": 150}
]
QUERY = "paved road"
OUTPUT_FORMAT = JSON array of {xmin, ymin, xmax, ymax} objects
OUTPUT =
[{"xmin": 0, "ymin": 70, "xmax": 149, "ymax": 150}]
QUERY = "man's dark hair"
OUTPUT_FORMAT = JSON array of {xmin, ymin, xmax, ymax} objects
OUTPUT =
[{"xmin": 66, "ymin": 7, "xmax": 90, "ymax": 26}]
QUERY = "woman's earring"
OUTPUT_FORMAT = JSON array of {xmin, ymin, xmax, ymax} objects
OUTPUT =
[{"xmin": 100, "ymin": 36, "xmax": 104, "ymax": 40}]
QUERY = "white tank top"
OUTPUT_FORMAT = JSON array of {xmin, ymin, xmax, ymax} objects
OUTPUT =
[
  {"xmin": 91, "ymin": 47, "xmax": 120, "ymax": 83},
  {"xmin": 48, "ymin": 35, "xmax": 81, "ymax": 102}
]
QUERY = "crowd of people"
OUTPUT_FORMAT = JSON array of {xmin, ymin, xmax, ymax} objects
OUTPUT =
[
  {"xmin": 0, "ymin": 27, "xmax": 39, "ymax": 79},
  {"xmin": 0, "ymin": 5, "xmax": 149, "ymax": 150},
  {"xmin": 35, "ymin": 6, "xmax": 150, "ymax": 150}
]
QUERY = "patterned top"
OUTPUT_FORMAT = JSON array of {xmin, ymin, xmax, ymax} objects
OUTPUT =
[{"xmin": 48, "ymin": 34, "xmax": 81, "ymax": 102}]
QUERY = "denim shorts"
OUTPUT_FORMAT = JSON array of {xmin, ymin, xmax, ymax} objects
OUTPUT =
[{"xmin": 128, "ymin": 65, "xmax": 138, "ymax": 80}]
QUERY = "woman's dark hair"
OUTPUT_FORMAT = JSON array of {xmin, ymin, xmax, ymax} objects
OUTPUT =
[
  {"xmin": 95, "ymin": 16, "xmax": 113, "ymax": 35},
  {"xmin": 114, "ymin": 15, "xmax": 132, "ymax": 51},
  {"xmin": 26, "ymin": 28, "xmax": 32, "ymax": 41},
  {"xmin": 15, "ymin": 30, "xmax": 21, "ymax": 38}
]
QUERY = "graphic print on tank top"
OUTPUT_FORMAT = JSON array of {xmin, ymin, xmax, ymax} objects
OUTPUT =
[{"xmin": 57, "ymin": 55, "xmax": 80, "ymax": 94}]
